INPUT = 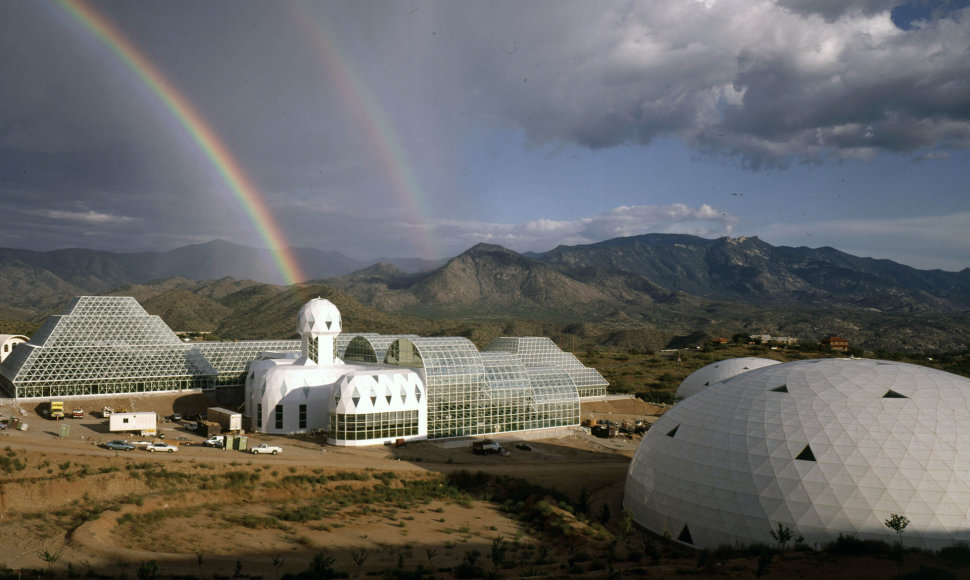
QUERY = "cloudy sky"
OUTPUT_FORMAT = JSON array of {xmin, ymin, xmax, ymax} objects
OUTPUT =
[{"xmin": 2, "ymin": 0, "xmax": 969, "ymax": 274}]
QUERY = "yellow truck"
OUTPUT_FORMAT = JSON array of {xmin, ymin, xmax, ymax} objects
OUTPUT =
[{"xmin": 49, "ymin": 401, "xmax": 65, "ymax": 420}]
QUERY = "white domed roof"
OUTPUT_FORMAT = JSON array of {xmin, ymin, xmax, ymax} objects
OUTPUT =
[
  {"xmin": 625, "ymin": 358, "xmax": 970, "ymax": 550},
  {"xmin": 296, "ymin": 298, "xmax": 341, "ymax": 336},
  {"xmin": 676, "ymin": 357, "xmax": 780, "ymax": 399}
]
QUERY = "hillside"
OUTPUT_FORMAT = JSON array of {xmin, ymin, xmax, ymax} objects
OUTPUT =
[{"xmin": 3, "ymin": 235, "xmax": 970, "ymax": 352}]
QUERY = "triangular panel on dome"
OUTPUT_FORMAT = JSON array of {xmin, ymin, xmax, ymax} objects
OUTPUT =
[
  {"xmin": 795, "ymin": 445, "xmax": 816, "ymax": 462},
  {"xmin": 667, "ymin": 425, "xmax": 680, "ymax": 438},
  {"xmin": 677, "ymin": 524, "xmax": 694, "ymax": 545},
  {"xmin": 771, "ymin": 385, "xmax": 788, "ymax": 393},
  {"xmin": 883, "ymin": 389, "xmax": 908, "ymax": 399}
]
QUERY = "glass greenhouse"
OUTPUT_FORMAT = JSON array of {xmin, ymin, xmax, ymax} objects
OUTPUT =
[
  {"xmin": 338, "ymin": 333, "xmax": 601, "ymax": 439},
  {"xmin": 0, "ymin": 296, "xmax": 299, "ymax": 398},
  {"xmin": 2, "ymin": 296, "xmax": 607, "ymax": 444}
]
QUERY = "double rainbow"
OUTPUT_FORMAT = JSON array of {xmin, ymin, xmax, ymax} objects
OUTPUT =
[{"xmin": 57, "ymin": 0, "xmax": 307, "ymax": 285}]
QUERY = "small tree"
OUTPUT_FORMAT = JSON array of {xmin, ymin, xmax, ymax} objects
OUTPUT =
[
  {"xmin": 885, "ymin": 513, "xmax": 910, "ymax": 546},
  {"xmin": 37, "ymin": 548, "xmax": 60, "ymax": 574},
  {"xmin": 271, "ymin": 553, "xmax": 285, "ymax": 580},
  {"xmin": 769, "ymin": 522, "xmax": 794, "ymax": 550},
  {"xmin": 599, "ymin": 503, "xmax": 612, "ymax": 524},
  {"xmin": 491, "ymin": 537, "xmax": 507, "ymax": 568}
]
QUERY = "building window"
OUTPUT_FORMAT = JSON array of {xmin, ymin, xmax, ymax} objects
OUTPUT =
[
  {"xmin": 256, "ymin": 404, "xmax": 262, "ymax": 429},
  {"xmin": 329, "ymin": 409, "xmax": 419, "ymax": 441},
  {"xmin": 299, "ymin": 404, "xmax": 307, "ymax": 429},
  {"xmin": 275, "ymin": 405, "xmax": 283, "ymax": 430},
  {"xmin": 308, "ymin": 337, "xmax": 318, "ymax": 363}
]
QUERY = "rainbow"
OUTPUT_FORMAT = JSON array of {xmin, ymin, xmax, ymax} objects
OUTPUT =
[
  {"xmin": 55, "ymin": 0, "xmax": 307, "ymax": 285},
  {"xmin": 289, "ymin": 3, "xmax": 438, "ymax": 260}
]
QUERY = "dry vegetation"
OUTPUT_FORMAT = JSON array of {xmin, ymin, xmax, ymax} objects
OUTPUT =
[{"xmin": 2, "ymin": 346, "xmax": 970, "ymax": 578}]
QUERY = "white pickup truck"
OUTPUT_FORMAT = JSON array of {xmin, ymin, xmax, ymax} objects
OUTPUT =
[{"xmin": 250, "ymin": 443, "xmax": 282, "ymax": 455}]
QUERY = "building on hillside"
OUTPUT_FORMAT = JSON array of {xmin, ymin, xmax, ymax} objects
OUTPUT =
[
  {"xmin": 0, "ymin": 334, "xmax": 28, "ymax": 364},
  {"xmin": 821, "ymin": 336, "xmax": 850, "ymax": 351},
  {"xmin": 750, "ymin": 334, "xmax": 799, "ymax": 345}
]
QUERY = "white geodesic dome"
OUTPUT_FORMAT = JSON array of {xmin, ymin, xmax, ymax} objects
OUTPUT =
[
  {"xmin": 297, "ymin": 298, "xmax": 342, "ymax": 336},
  {"xmin": 625, "ymin": 358, "xmax": 970, "ymax": 550},
  {"xmin": 675, "ymin": 357, "xmax": 781, "ymax": 399}
]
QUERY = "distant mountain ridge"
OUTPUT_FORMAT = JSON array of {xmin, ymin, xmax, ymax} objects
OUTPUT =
[{"xmin": 2, "ymin": 235, "xmax": 969, "ymax": 352}]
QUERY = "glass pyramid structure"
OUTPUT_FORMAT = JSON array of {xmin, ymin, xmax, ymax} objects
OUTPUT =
[{"xmin": 0, "ymin": 296, "xmax": 298, "ymax": 398}]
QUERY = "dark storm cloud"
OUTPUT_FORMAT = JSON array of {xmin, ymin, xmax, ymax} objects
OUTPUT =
[
  {"xmin": 2, "ymin": 0, "xmax": 968, "ymax": 262},
  {"xmin": 422, "ymin": 1, "xmax": 970, "ymax": 167}
]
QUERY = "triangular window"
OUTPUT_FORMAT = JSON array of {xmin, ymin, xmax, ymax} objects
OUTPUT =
[
  {"xmin": 666, "ymin": 425, "xmax": 679, "ymax": 438},
  {"xmin": 678, "ymin": 524, "xmax": 693, "ymax": 545},
  {"xmin": 771, "ymin": 385, "xmax": 788, "ymax": 393},
  {"xmin": 883, "ymin": 390, "xmax": 907, "ymax": 399},
  {"xmin": 703, "ymin": 381, "xmax": 709, "ymax": 386},
  {"xmin": 414, "ymin": 384, "xmax": 421, "ymax": 403},
  {"xmin": 385, "ymin": 385, "xmax": 393, "ymax": 404},
  {"xmin": 370, "ymin": 387, "xmax": 377, "ymax": 406},
  {"xmin": 351, "ymin": 387, "xmax": 360, "ymax": 407},
  {"xmin": 334, "ymin": 389, "xmax": 341, "ymax": 403},
  {"xmin": 795, "ymin": 445, "xmax": 816, "ymax": 462}
]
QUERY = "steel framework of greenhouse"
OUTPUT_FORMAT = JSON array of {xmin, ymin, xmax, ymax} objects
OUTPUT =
[
  {"xmin": 0, "ymin": 296, "xmax": 298, "ymax": 398},
  {"xmin": 1, "ymin": 296, "xmax": 609, "ymax": 442}
]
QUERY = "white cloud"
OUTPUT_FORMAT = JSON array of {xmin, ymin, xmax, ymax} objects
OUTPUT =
[
  {"xmin": 433, "ymin": 203, "xmax": 739, "ymax": 255},
  {"xmin": 31, "ymin": 209, "xmax": 135, "ymax": 225}
]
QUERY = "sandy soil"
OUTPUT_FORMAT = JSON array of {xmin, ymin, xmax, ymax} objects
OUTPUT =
[
  {"xmin": 0, "ymin": 394, "xmax": 644, "ymax": 578},
  {"xmin": 0, "ymin": 395, "xmax": 958, "ymax": 579}
]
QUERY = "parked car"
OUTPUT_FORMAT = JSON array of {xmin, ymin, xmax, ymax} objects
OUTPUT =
[
  {"xmin": 103, "ymin": 440, "xmax": 135, "ymax": 451},
  {"xmin": 145, "ymin": 442, "xmax": 178, "ymax": 453},
  {"xmin": 72, "ymin": 408, "xmax": 84, "ymax": 418},
  {"xmin": 203, "ymin": 435, "xmax": 225, "ymax": 448},
  {"xmin": 167, "ymin": 413, "xmax": 182, "ymax": 422},
  {"xmin": 250, "ymin": 443, "xmax": 282, "ymax": 455}
]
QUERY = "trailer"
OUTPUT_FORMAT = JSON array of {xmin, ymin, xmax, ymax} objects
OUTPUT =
[
  {"xmin": 207, "ymin": 407, "xmax": 242, "ymax": 432},
  {"xmin": 109, "ymin": 412, "xmax": 158, "ymax": 436}
]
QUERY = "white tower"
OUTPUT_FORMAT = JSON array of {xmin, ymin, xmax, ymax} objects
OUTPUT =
[{"xmin": 296, "ymin": 298, "xmax": 342, "ymax": 366}]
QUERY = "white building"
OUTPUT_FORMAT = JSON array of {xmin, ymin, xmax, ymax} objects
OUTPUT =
[
  {"xmin": 246, "ymin": 297, "xmax": 607, "ymax": 445},
  {"xmin": 626, "ymin": 358, "xmax": 970, "ymax": 550},
  {"xmin": 675, "ymin": 357, "xmax": 780, "ymax": 399},
  {"xmin": 0, "ymin": 334, "xmax": 27, "ymax": 364},
  {"xmin": 245, "ymin": 298, "xmax": 426, "ymax": 446}
]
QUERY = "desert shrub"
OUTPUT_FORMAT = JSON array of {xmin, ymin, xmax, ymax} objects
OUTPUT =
[
  {"xmin": 900, "ymin": 566, "xmax": 958, "ymax": 580},
  {"xmin": 939, "ymin": 542, "xmax": 970, "ymax": 565},
  {"xmin": 822, "ymin": 534, "xmax": 892, "ymax": 556}
]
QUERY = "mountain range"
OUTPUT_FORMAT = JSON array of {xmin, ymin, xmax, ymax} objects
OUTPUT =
[{"xmin": 1, "ymin": 236, "xmax": 968, "ymax": 352}]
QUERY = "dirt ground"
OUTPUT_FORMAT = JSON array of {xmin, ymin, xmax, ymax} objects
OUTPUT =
[
  {"xmin": 0, "ymin": 394, "xmax": 647, "ymax": 578},
  {"xmin": 0, "ymin": 394, "xmax": 960, "ymax": 579}
]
